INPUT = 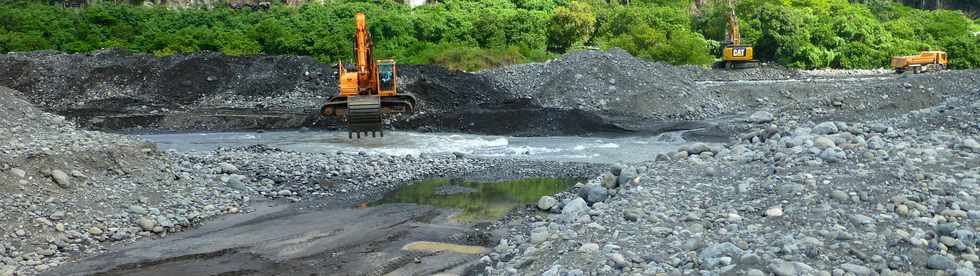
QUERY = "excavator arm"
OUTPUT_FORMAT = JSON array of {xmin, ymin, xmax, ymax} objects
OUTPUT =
[{"xmin": 725, "ymin": 7, "xmax": 741, "ymax": 46}]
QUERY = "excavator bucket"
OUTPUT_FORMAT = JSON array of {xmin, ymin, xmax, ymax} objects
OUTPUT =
[{"xmin": 345, "ymin": 95, "xmax": 384, "ymax": 138}]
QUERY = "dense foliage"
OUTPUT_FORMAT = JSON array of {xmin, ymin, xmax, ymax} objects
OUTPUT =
[{"xmin": 0, "ymin": 0, "xmax": 978, "ymax": 70}]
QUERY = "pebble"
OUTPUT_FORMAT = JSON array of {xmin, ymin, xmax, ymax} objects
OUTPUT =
[
  {"xmin": 87, "ymin": 226, "xmax": 104, "ymax": 236},
  {"xmin": 218, "ymin": 162, "xmax": 238, "ymax": 173},
  {"xmin": 8, "ymin": 168, "xmax": 25, "ymax": 178},
  {"xmin": 769, "ymin": 261, "xmax": 814, "ymax": 276},
  {"xmin": 814, "ymin": 136, "xmax": 836, "ymax": 149},
  {"xmin": 749, "ymin": 111, "xmax": 774, "ymax": 123},
  {"xmin": 50, "ymin": 169, "xmax": 71, "ymax": 188},
  {"xmin": 530, "ymin": 227, "xmax": 549, "ymax": 244},
  {"xmin": 582, "ymin": 186, "xmax": 608, "ymax": 204},
  {"xmin": 850, "ymin": 214, "xmax": 874, "ymax": 225},
  {"xmin": 841, "ymin": 263, "xmax": 871, "ymax": 276},
  {"xmin": 830, "ymin": 190, "xmax": 849, "ymax": 201},
  {"xmin": 562, "ymin": 198, "xmax": 589, "ymax": 217},
  {"xmin": 813, "ymin": 122, "xmax": 839, "ymax": 135},
  {"xmin": 895, "ymin": 204, "xmax": 909, "ymax": 217},
  {"xmin": 578, "ymin": 243, "xmax": 600, "ymax": 253},
  {"xmin": 926, "ymin": 254, "xmax": 957, "ymax": 270},
  {"xmin": 128, "ymin": 205, "xmax": 148, "ymax": 215},
  {"xmin": 624, "ymin": 208, "xmax": 643, "ymax": 222},
  {"xmin": 766, "ymin": 207, "xmax": 784, "ymax": 217},
  {"xmin": 608, "ymin": 253, "xmax": 627, "ymax": 268},
  {"xmin": 137, "ymin": 217, "xmax": 157, "ymax": 231}
]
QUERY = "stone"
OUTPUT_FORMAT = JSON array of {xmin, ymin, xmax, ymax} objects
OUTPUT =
[
  {"xmin": 672, "ymin": 151, "xmax": 689, "ymax": 160},
  {"xmin": 218, "ymin": 162, "xmax": 239, "ymax": 173},
  {"xmin": 537, "ymin": 196, "xmax": 558, "ymax": 210},
  {"xmin": 937, "ymin": 223, "xmax": 957, "ymax": 237},
  {"xmin": 137, "ymin": 217, "xmax": 157, "ymax": 231},
  {"xmin": 739, "ymin": 254, "xmax": 763, "ymax": 266},
  {"xmin": 50, "ymin": 169, "xmax": 70, "ymax": 188},
  {"xmin": 87, "ymin": 226, "xmax": 103, "ymax": 236},
  {"xmin": 49, "ymin": 210, "xmax": 66, "ymax": 220},
  {"xmin": 961, "ymin": 138, "xmax": 980, "ymax": 152},
  {"xmin": 1, "ymin": 266, "xmax": 15, "ymax": 276},
  {"xmin": 766, "ymin": 207, "xmax": 784, "ymax": 217},
  {"xmin": 562, "ymin": 198, "xmax": 590, "ymax": 217},
  {"xmin": 749, "ymin": 111, "xmax": 774, "ymax": 123},
  {"xmin": 530, "ymin": 227, "xmax": 549, "ymax": 243},
  {"xmin": 609, "ymin": 253, "xmax": 628, "ymax": 268},
  {"xmin": 746, "ymin": 269, "xmax": 765, "ymax": 276},
  {"xmin": 819, "ymin": 148, "xmax": 846, "ymax": 163},
  {"xmin": 111, "ymin": 231, "xmax": 130, "ymax": 241},
  {"xmin": 813, "ymin": 122, "xmax": 839, "ymax": 135},
  {"xmin": 769, "ymin": 261, "xmax": 814, "ymax": 276},
  {"xmin": 616, "ymin": 167, "xmax": 638, "ymax": 187},
  {"xmin": 926, "ymin": 255, "xmax": 956, "ymax": 270},
  {"xmin": 624, "ymin": 208, "xmax": 644, "ymax": 222},
  {"xmin": 699, "ymin": 242, "xmax": 743, "ymax": 265},
  {"xmin": 610, "ymin": 164, "xmax": 625, "ymax": 176},
  {"xmin": 850, "ymin": 214, "xmax": 874, "ymax": 225},
  {"xmin": 689, "ymin": 143, "xmax": 713, "ymax": 154},
  {"xmin": 583, "ymin": 186, "xmax": 608, "ymax": 204},
  {"xmin": 578, "ymin": 243, "xmax": 600, "ymax": 253},
  {"xmin": 841, "ymin": 263, "xmax": 872, "ymax": 276},
  {"xmin": 128, "ymin": 205, "xmax": 148, "ymax": 215},
  {"xmin": 954, "ymin": 268, "xmax": 976, "ymax": 276},
  {"xmin": 941, "ymin": 209, "xmax": 968, "ymax": 219},
  {"xmin": 601, "ymin": 173, "xmax": 617, "ymax": 189},
  {"xmin": 830, "ymin": 190, "xmax": 849, "ymax": 202},
  {"xmin": 895, "ymin": 205, "xmax": 909, "ymax": 217},
  {"xmin": 8, "ymin": 168, "xmax": 25, "ymax": 178},
  {"xmin": 543, "ymin": 265, "xmax": 560, "ymax": 276},
  {"xmin": 814, "ymin": 136, "xmax": 837, "ymax": 149}
]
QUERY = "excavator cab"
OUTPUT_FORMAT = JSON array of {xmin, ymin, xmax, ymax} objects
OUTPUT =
[{"xmin": 377, "ymin": 60, "xmax": 396, "ymax": 94}]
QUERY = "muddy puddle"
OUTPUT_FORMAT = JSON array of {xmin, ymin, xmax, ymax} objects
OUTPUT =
[{"xmin": 375, "ymin": 177, "xmax": 580, "ymax": 221}]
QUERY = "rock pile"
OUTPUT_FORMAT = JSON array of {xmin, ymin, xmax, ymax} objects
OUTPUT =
[{"xmin": 482, "ymin": 100, "xmax": 980, "ymax": 275}]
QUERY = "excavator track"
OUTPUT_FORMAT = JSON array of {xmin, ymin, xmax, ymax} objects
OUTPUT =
[{"xmin": 346, "ymin": 95, "xmax": 384, "ymax": 138}]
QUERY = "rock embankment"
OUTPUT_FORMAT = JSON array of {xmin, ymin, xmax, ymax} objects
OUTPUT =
[
  {"xmin": 0, "ymin": 86, "xmax": 254, "ymax": 275},
  {"xmin": 482, "ymin": 89, "xmax": 980, "ymax": 275}
]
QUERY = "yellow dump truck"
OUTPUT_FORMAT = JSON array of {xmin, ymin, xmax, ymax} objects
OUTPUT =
[{"xmin": 891, "ymin": 51, "xmax": 947, "ymax": 74}]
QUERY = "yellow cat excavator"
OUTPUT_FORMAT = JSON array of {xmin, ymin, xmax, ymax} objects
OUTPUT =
[
  {"xmin": 321, "ymin": 13, "xmax": 417, "ymax": 138},
  {"xmin": 719, "ymin": 0, "xmax": 757, "ymax": 69}
]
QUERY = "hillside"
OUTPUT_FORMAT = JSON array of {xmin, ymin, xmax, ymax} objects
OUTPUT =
[{"xmin": 1, "ymin": 0, "xmax": 978, "ymax": 70}]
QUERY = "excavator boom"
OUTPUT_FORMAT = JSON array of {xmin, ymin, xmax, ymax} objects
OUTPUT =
[{"xmin": 321, "ymin": 13, "xmax": 417, "ymax": 138}]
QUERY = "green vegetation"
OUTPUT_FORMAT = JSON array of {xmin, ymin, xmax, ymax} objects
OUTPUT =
[
  {"xmin": 0, "ymin": 0, "xmax": 978, "ymax": 70},
  {"xmin": 376, "ymin": 177, "xmax": 579, "ymax": 221}
]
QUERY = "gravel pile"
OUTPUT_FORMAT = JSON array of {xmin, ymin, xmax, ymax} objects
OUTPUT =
[
  {"xmin": 481, "ymin": 105, "xmax": 980, "ymax": 276},
  {"xmin": 690, "ymin": 64, "xmax": 803, "ymax": 81},
  {"xmin": 479, "ymin": 48, "xmax": 704, "ymax": 120},
  {"xmin": 0, "ymin": 86, "xmax": 254, "ymax": 275}
]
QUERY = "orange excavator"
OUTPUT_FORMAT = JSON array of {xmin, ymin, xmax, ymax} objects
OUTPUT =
[{"xmin": 321, "ymin": 13, "xmax": 417, "ymax": 138}]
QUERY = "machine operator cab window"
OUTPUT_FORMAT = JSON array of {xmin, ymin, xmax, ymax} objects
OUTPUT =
[{"xmin": 378, "ymin": 61, "xmax": 396, "ymax": 93}]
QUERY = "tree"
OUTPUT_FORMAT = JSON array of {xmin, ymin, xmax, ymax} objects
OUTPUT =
[{"xmin": 546, "ymin": 1, "xmax": 595, "ymax": 52}]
